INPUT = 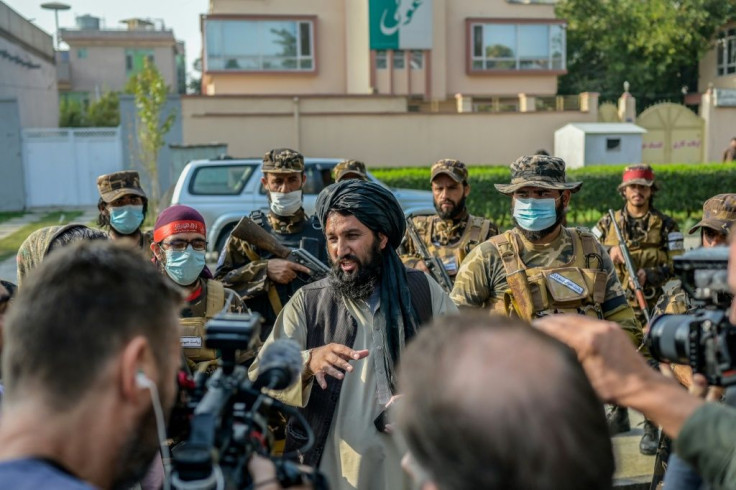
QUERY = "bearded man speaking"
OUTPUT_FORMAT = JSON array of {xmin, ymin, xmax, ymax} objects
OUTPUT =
[{"xmin": 249, "ymin": 180, "xmax": 457, "ymax": 490}]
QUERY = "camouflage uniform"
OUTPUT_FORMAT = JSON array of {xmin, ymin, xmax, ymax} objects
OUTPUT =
[
  {"xmin": 653, "ymin": 193, "xmax": 736, "ymax": 323},
  {"xmin": 451, "ymin": 155, "xmax": 642, "ymax": 346},
  {"xmin": 215, "ymin": 149, "xmax": 328, "ymax": 340},
  {"xmin": 399, "ymin": 159, "xmax": 498, "ymax": 280},
  {"xmin": 179, "ymin": 276, "xmax": 249, "ymax": 372},
  {"xmin": 333, "ymin": 159, "xmax": 368, "ymax": 182},
  {"xmin": 96, "ymin": 170, "xmax": 154, "ymax": 261},
  {"xmin": 594, "ymin": 165, "xmax": 683, "ymax": 325}
]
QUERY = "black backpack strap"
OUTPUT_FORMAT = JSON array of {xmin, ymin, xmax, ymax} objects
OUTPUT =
[{"xmin": 406, "ymin": 269, "xmax": 432, "ymax": 326}]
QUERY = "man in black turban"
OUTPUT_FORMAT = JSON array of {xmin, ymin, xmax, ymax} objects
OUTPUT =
[{"xmin": 249, "ymin": 180, "xmax": 457, "ymax": 490}]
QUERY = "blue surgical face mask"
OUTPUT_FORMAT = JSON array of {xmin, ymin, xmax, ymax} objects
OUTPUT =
[
  {"xmin": 109, "ymin": 205, "xmax": 144, "ymax": 235},
  {"xmin": 164, "ymin": 246, "xmax": 206, "ymax": 286},
  {"xmin": 513, "ymin": 197, "xmax": 559, "ymax": 232}
]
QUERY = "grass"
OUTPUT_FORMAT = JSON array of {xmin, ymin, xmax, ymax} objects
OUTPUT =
[
  {"xmin": 0, "ymin": 211, "xmax": 25, "ymax": 224},
  {"xmin": 0, "ymin": 211, "xmax": 83, "ymax": 262}
]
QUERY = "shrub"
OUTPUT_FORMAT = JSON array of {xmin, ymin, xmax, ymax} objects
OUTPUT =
[{"xmin": 374, "ymin": 163, "xmax": 736, "ymax": 229}]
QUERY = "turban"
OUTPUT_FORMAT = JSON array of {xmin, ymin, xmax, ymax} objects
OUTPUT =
[
  {"xmin": 16, "ymin": 225, "xmax": 107, "ymax": 288},
  {"xmin": 316, "ymin": 180, "xmax": 418, "ymax": 394}
]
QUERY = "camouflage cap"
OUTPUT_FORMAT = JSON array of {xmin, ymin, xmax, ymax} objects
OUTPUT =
[
  {"xmin": 262, "ymin": 148, "xmax": 304, "ymax": 174},
  {"xmin": 494, "ymin": 155, "xmax": 582, "ymax": 195},
  {"xmin": 617, "ymin": 164, "xmax": 657, "ymax": 192},
  {"xmin": 688, "ymin": 193, "xmax": 736, "ymax": 235},
  {"xmin": 334, "ymin": 159, "xmax": 368, "ymax": 182},
  {"xmin": 431, "ymin": 159, "xmax": 468, "ymax": 183},
  {"xmin": 96, "ymin": 170, "xmax": 147, "ymax": 204}
]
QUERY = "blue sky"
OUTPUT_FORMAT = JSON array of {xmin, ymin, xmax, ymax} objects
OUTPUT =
[{"xmin": 5, "ymin": 0, "xmax": 207, "ymax": 77}]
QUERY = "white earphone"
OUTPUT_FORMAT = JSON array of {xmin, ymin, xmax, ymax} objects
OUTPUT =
[
  {"xmin": 135, "ymin": 370, "xmax": 172, "ymax": 490},
  {"xmin": 136, "ymin": 371, "xmax": 154, "ymax": 389}
]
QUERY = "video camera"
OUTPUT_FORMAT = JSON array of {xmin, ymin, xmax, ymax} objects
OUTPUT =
[
  {"xmin": 170, "ymin": 312, "xmax": 327, "ymax": 489},
  {"xmin": 647, "ymin": 246, "xmax": 736, "ymax": 387}
]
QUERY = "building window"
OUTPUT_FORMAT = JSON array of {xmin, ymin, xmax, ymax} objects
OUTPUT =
[
  {"xmin": 393, "ymin": 50, "xmax": 405, "ymax": 69},
  {"xmin": 470, "ymin": 22, "xmax": 565, "ymax": 71},
  {"xmin": 125, "ymin": 49, "xmax": 155, "ymax": 75},
  {"xmin": 77, "ymin": 48, "xmax": 88, "ymax": 59},
  {"xmin": 410, "ymin": 50, "xmax": 424, "ymax": 70},
  {"xmin": 205, "ymin": 18, "xmax": 315, "ymax": 71},
  {"xmin": 376, "ymin": 50, "xmax": 387, "ymax": 69},
  {"xmin": 606, "ymin": 138, "xmax": 622, "ymax": 151},
  {"xmin": 717, "ymin": 28, "xmax": 736, "ymax": 76}
]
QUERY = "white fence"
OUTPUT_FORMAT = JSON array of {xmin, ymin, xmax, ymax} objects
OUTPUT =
[{"xmin": 22, "ymin": 127, "xmax": 123, "ymax": 207}]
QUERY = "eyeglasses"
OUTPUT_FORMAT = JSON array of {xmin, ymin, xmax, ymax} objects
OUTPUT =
[{"xmin": 159, "ymin": 239, "xmax": 208, "ymax": 252}]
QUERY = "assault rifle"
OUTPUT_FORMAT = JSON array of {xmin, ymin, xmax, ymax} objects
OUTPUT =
[
  {"xmin": 230, "ymin": 216, "xmax": 330, "ymax": 280},
  {"xmin": 608, "ymin": 209, "xmax": 651, "ymax": 325},
  {"xmin": 404, "ymin": 210, "xmax": 454, "ymax": 294}
]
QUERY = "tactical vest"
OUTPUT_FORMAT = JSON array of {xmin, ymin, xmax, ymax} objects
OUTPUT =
[
  {"xmin": 414, "ymin": 215, "xmax": 492, "ymax": 276},
  {"xmin": 283, "ymin": 270, "xmax": 432, "ymax": 467},
  {"xmin": 489, "ymin": 229, "xmax": 608, "ymax": 322},
  {"xmin": 601, "ymin": 210, "xmax": 670, "ymax": 301},
  {"xmin": 179, "ymin": 279, "xmax": 226, "ymax": 365}
]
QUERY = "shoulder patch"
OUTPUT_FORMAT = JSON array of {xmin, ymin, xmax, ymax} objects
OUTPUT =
[
  {"xmin": 667, "ymin": 232, "xmax": 684, "ymax": 251},
  {"xmin": 592, "ymin": 226, "xmax": 603, "ymax": 240}
]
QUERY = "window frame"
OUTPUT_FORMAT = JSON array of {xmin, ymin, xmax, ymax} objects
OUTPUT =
[
  {"xmin": 717, "ymin": 27, "xmax": 736, "ymax": 77},
  {"xmin": 203, "ymin": 14, "xmax": 318, "ymax": 75},
  {"xmin": 465, "ymin": 18, "xmax": 567, "ymax": 76}
]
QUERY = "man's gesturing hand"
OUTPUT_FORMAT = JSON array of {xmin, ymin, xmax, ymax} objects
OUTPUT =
[{"xmin": 307, "ymin": 343, "xmax": 370, "ymax": 389}]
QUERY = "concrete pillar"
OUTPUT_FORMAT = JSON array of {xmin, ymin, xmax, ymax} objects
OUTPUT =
[
  {"xmin": 580, "ymin": 92, "xmax": 599, "ymax": 118},
  {"xmin": 455, "ymin": 93, "xmax": 473, "ymax": 113},
  {"xmin": 518, "ymin": 93, "xmax": 536, "ymax": 112},
  {"xmin": 700, "ymin": 85, "xmax": 716, "ymax": 162},
  {"xmin": 618, "ymin": 82, "xmax": 636, "ymax": 122}
]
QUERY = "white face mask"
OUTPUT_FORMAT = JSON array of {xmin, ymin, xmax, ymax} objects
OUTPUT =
[{"xmin": 269, "ymin": 190, "xmax": 303, "ymax": 216}]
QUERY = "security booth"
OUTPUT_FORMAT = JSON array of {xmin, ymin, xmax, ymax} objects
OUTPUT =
[{"xmin": 554, "ymin": 123, "xmax": 646, "ymax": 169}]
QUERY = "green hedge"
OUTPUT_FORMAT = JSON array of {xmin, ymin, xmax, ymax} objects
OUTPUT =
[{"xmin": 374, "ymin": 163, "xmax": 736, "ymax": 229}]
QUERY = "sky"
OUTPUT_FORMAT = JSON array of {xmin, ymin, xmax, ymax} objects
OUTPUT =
[{"xmin": 5, "ymin": 0, "xmax": 207, "ymax": 77}]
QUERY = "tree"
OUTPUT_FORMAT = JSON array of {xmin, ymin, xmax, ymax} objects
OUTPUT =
[
  {"xmin": 126, "ymin": 59, "xmax": 176, "ymax": 208},
  {"xmin": 557, "ymin": 0, "xmax": 736, "ymax": 109},
  {"xmin": 59, "ymin": 98, "xmax": 86, "ymax": 127},
  {"xmin": 86, "ymin": 91, "xmax": 120, "ymax": 127}
]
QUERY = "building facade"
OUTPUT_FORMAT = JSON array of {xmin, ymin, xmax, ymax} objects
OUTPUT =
[
  {"xmin": 59, "ymin": 16, "xmax": 185, "ymax": 104},
  {"xmin": 201, "ymin": 0, "xmax": 565, "ymax": 108},
  {"xmin": 0, "ymin": 1, "xmax": 59, "ymax": 127}
]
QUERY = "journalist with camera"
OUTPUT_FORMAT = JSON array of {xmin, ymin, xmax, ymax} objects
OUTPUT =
[{"xmin": 536, "ymin": 197, "xmax": 736, "ymax": 490}]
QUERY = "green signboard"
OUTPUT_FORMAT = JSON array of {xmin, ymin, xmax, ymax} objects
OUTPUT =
[{"xmin": 369, "ymin": 0, "xmax": 433, "ymax": 50}]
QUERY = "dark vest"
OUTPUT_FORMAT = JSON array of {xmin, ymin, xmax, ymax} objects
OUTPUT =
[
  {"xmin": 284, "ymin": 269, "xmax": 432, "ymax": 467},
  {"xmin": 247, "ymin": 210, "xmax": 327, "ymax": 331}
]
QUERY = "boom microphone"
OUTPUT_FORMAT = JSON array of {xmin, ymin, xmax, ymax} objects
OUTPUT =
[{"xmin": 253, "ymin": 339, "xmax": 303, "ymax": 390}]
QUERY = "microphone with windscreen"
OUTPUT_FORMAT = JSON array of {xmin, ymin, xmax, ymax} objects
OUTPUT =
[{"xmin": 253, "ymin": 339, "xmax": 304, "ymax": 391}]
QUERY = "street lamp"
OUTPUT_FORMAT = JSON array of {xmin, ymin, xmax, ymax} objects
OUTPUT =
[{"xmin": 40, "ymin": 2, "xmax": 71, "ymax": 49}]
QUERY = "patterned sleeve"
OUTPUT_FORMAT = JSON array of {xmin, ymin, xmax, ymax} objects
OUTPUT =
[
  {"xmin": 644, "ymin": 215, "xmax": 681, "ymax": 288},
  {"xmin": 214, "ymin": 235, "xmax": 270, "ymax": 298},
  {"xmin": 450, "ymin": 241, "xmax": 505, "ymax": 309}
]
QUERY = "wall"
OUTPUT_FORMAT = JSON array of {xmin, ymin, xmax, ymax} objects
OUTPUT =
[
  {"xmin": 0, "ymin": 98, "xmax": 25, "ymax": 211},
  {"xmin": 182, "ymin": 95, "xmax": 596, "ymax": 166},
  {"xmin": 67, "ymin": 44, "xmax": 177, "ymax": 95},
  {"xmin": 554, "ymin": 127, "xmax": 583, "ymax": 169},
  {"xmin": 0, "ymin": 3, "xmax": 58, "ymax": 128},
  {"xmin": 698, "ymin": 22, "xmax": 736, "ymax": 93},
  {"xmin": 585, "ymin": 134, "xmax": 642, "ymax": 166},
  {"xmin": 701, "ymin": 89, "xmax": 736, "ymax": 162},
  {"xmin": 438, "ymin": 0, "xmax": 560, "ymax": 99}
]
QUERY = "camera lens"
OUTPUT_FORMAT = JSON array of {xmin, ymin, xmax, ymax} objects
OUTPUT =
[{"xmin": 647, "ymin": 315, "xmax": 694, "ymax": 364}]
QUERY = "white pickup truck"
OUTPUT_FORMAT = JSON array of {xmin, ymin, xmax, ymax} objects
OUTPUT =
[{"xmin": 170, "ymin": 157, "xmax": 434, "ymax": 257}]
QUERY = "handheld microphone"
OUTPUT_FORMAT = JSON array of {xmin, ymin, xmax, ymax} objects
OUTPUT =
[{"xmin": 253, "ymin": 339, "xmax": 303, "ymax": 391}]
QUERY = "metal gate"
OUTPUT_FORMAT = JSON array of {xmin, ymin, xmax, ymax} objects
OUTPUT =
[
  {"xmin": 636, "ymin": 103, "xmax": 704, "ymax": 164},
  {"xmin": 22, "ymin": 128, "xmax": 123, "ymax": 207}
]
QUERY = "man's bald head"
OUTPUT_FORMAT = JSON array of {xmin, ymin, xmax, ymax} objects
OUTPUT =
[{"xmin": 398, "ymin": 313, "xmax": 614, "ymax": 490}]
